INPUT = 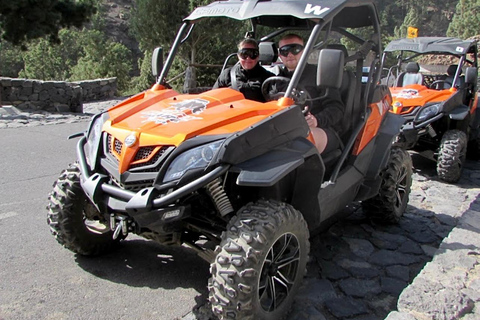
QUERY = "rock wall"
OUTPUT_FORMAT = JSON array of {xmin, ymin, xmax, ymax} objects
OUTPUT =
[{"xmin": 0, "ymin": 77, "xmax": 117, "ymax": 113}]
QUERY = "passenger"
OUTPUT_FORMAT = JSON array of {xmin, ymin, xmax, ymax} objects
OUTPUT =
[
  {"xmin": 277, "ymin": 34, "xmax": 345, "ymax": 154},
  {"xmin": 213, "ymin": 38, "xmax": 274, "ymax": 102}
]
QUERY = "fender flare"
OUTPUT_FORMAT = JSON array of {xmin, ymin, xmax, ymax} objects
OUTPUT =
[{"xmin": 366, "ymin": 112, "xmax": 405, "ymax": 179}]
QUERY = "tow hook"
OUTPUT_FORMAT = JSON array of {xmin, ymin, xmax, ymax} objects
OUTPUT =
[{"xmin": 110, "ymin": 214, "xmax": 134, "ymax": 239}]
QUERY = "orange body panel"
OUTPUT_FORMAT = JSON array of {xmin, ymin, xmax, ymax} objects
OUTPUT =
[
  {"xmin": 104, "ymin": 86, "xmax": 295, "ymax": 174},
  {"xmin": 470, "ymin": 92, "xmax": 478, "ymax": 114},
  {"xmin": 353, "ymin": 93, "xmax": 392, "ymax": 155},
  {"xmin": 389, "ymin": 84, "xmax": 456, "ymax": 115}
]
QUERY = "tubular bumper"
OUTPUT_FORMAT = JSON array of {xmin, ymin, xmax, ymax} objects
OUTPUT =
[{"xmin": 76, "ymin": 136, "xmax": 229, "ymax": 215}]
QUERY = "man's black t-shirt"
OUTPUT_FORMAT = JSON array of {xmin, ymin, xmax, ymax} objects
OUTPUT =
[{"xmin": 213, "ymin": 63, "xmax": 274, "ymax": 102}]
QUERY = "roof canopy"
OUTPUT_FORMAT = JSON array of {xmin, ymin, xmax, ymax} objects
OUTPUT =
[
  {"xmin": 184, "ymin": 0, "xmax": 377, "ymax": 29},
  {"xmin": 384, "ymin": 37, "xmax": 477, "ymax": 55}
]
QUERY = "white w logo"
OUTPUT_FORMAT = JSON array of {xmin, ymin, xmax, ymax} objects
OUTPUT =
[{"xmin": 304, "ymin": 4, "xmax": 330, "ymax": 15}]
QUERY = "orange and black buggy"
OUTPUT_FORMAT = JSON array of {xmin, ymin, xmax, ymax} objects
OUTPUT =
[
  {"xmin": 47, "ymin": 0, "xmax": 412, "ymax": 318},
  {"xmin": 383, "ymin": 37, "xmax": 479, "ymax": 182}
]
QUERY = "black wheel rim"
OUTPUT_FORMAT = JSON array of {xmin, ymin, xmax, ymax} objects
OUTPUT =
[
  {"xmin": 394, "ymin": 164, "xmax": 409, "ymax": 211},
  {"xmin": 258, "ymin": 233, "xmax": 300, "ymax": 312}
]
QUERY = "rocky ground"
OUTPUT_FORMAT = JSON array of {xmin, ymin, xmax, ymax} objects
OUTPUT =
[{"xmin": 2, "ymin": 99, "xmax": 480, "ymax": 319}]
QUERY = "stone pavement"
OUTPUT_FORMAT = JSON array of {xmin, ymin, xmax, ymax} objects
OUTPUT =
[
  {"xmin": 288, "ymin": 159, "xmax": 480, "ymax": 320},
  {"xmin": 2, "ymin": 99, "xmax": 480, "ymax": 319}
]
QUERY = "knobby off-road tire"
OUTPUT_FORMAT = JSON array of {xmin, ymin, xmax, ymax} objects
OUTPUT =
[
  {"xmin": 362, "ymin": 147, "xmax": 413, "ymax": 224},
  {"xmin": 209, "ymin": 200, "xmax": 310, "ymax": 320},
  {"xmin": 437, "ymin": 130, "xmax": 467, "ymax": 183},
  {"xmin": 47, "ymin": 162, "xmax": 120, "ymax": 255}
]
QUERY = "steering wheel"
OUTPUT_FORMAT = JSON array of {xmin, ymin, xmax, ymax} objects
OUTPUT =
[
  {"xmin": 429, "ymin": 80, "xmax": 452, "ymax": 90},
  {"xmin": 261, "ymin": 76, "xmax": 313, "ymax": 113},
  {"xmin": 261, "ymin": 76, "xmax": 291, "ymax": 101}
]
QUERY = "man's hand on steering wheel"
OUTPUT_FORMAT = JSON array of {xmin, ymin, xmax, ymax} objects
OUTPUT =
[{"xmin": 261, "ymin": 76, "xmax": 313, "ymax": 111}]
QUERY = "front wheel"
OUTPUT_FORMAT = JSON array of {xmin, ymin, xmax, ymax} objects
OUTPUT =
[
  {"xmin": 209, "ymin": 200, "xmax": 310, "ymax": 320},
  {"xmin": 437, "ymin": 130, "xmax": 467, "ymax": 183},
  {"xmin": 362, "ymin": 147, "xmax": 413, "ymax": 224},
  {"xmin": 47, "ymin": 162, "xmax": 121, "ymax": 255}
]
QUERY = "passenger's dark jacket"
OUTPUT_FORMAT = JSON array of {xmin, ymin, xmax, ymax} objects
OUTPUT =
[
  {"xmin": 213, "ymin": 63, "xmax": 274, "ymax": 102},
  {"xmin": 279, "ymin": 64, "xmax": 345, "ymax": 136}
]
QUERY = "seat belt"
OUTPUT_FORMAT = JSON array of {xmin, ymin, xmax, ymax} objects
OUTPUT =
[{"xmin": 230, "ymin": 63, "xmax": 239, "ymax": 91}]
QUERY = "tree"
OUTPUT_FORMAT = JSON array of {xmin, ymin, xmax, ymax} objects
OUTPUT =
[
  {"xmin": 19, "ymin": 29, "xmax": 81, "ymax": 80},
  {"xmin": 131, "ymin": 0, "xmax": 244, "ymax": 91},
  {"xmin": 447, "ymin": 0, "xmax": 480, "ymax": 38},
  {"xmin": 69, "ymin": 30, "xmax": 132, "ymax": 91},
  {"xmin": 0, "ymin": 0, "xmax": 96, "ymax": 46}
]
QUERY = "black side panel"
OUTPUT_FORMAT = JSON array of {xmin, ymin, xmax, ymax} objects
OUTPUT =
[
  {"xmin": 235, "ymin": 138, "xmax": 318, "ymax": 187},
  {"xmin": 291, "ymin": 154, "xmax": 325, "ymax": 231},
  {"xmin": 217, "ymin": 105, "xmax": 309, "ymax": 165},
  {"xmin": 442, "ymin": 90, "xmax": 465, "ymax": 114}
]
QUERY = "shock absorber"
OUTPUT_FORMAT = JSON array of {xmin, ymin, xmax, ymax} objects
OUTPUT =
[{"xmin": 206, "ymin": 178, "xmax": 234, "ymax": 216}]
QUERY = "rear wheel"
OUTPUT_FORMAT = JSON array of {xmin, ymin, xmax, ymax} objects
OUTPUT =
[
  {"xmin": 209, "ymin": 200, "xmax": 310, "ymax": 320},
  {"xmin": 47, "ymin": 162, "xmax": 121, "ymax": 255},
  {"xmin": 437, "ymin": 130, "xmax": 467, "ymax": 183},
  {"xmin": 362, "ymin": 147, "xmax": 413, "ymax": 224}
]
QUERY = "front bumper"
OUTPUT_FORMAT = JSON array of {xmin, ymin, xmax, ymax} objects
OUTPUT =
[{"xmin": 76, "ymin": 136, "xmax": 229, "ymax": 223}]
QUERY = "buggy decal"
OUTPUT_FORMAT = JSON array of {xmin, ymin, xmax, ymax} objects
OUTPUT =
[
  {"xmin": 141, "ymin": 98, "xmax": 209, "ymax": 125},
  {"xmin": 392, "ymin": 89, "xmax": 421, "ymax": 99},
  {"xmin": 375, "ymin": 98, "xmax": 390, "ymax": 116},
  {"xmin": 304, "ymin": 4, "xmax": 330, "ymax": 15},
  {"xmin": 456, "ymin": 46, "xmax": 465, "ymax": 53}
]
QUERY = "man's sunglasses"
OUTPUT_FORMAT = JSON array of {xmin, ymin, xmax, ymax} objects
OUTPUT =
[
  {"xmin": 279, "ymin": 44, "xmax": 304, "ymax": 57},
  {"xmin": 238, "ymin": 48, "xmax": 259, "ymax": 60}
]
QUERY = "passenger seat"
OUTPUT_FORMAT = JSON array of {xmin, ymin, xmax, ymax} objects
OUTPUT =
[{"xmin": 396, "ymin": 62, "xmax": 423, "ymax": 86}]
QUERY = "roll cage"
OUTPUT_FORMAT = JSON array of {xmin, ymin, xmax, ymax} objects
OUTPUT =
[{"xmin": 155, "ymin": 0, "xmax": 383, "ymax": 105}]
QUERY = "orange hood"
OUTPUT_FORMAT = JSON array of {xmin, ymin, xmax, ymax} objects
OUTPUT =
[
  {"xmin": 389, "ymin": 84, "xmax": 455, "ymax": 114},
  {"xmin": 102, "ymin": 86, "xmax": 291, "ymax": 174}
]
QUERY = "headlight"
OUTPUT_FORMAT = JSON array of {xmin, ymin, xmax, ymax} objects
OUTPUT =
[
  {"xmin": 163, "ymin": 140, "xmax": 223, "ymax": 183},
  {"xmin": 416, "ymin": 103, "xmax": 441, "ymax": 123},
  {"xmin": 85, "ymin": 113, "xmax": 107, "ymax": 170}
]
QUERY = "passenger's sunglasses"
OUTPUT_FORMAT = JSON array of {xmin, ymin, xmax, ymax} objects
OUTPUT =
[
  {"xmin": 238, "ymin": 48, "xmax": 259, "ymax": 60},
  {"xmin": 279, "ymin": 44, "xmax": 304, "ymax": 57}
]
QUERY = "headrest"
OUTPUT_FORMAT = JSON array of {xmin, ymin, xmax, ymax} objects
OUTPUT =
[
  {"xmin": 406, "ymin": 62, "xmax": 420, "ymax": 73},
  {"xmin": 317, "ymin": 49, "xmax": 344, "ymax": 89},
  {"xmin": 447, "ymin": 64, "xmax": 459, "ymax": 76},
  {"xmin": 258, "ymin": 42, "xmax": 278, "ymax": 64},
  {"xmin": 326, "ymin": 44, "xmax": 348, "ymax": 59}
]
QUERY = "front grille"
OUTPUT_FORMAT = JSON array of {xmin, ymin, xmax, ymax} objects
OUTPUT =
[
  {"xmin": 102, "ymin": 134, "xmax": 175, "ymax": 190},
  {"xmin": 107, "ymin": 134, "xmax": 123, "ymax": 157},
  {"xmin": 133, "ymin": 146, "xmax": 155, "ymax": 161},
  {"xmin": 130, "ymin": 146, "xmax": 172, "ymax": 171}
]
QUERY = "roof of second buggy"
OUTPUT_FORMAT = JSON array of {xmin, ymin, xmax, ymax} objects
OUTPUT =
[{"xmin": 384, "ymin": 37, "xmax": 477, "ymax": 55}]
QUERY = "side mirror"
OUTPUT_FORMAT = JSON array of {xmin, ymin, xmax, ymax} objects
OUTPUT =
[
  {"xmin": 151, "ymin": 47, "xmax": 164, "ymax": 78},
  {"xmin": 465, "ymin": 67, "xmax": 477, "ymax": 86},
  {"xmin": 316, "ymin": 49, "xmax": 344, "ymax": 89}
]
